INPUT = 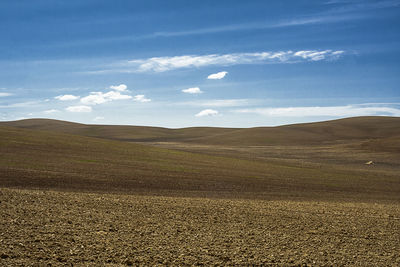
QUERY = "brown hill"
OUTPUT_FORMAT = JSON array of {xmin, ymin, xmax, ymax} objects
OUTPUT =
[
  {"xmin": 190, "ymin": 116, "xmax": 400, "ymax": 147},
  {"xmin": 1, "ymin": 125, "xmax": 399, "ymax": 201},
  {"xmin": 2, "ymin": 116, "xmax": 399, "ymax": 148}
]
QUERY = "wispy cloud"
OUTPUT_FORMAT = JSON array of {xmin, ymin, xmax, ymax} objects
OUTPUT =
[
  {"xmin": 324, "ymin": 0, "xmax": 400, "ymax": 10},
  {"xmin": 30, "ymin": 0, "xmax": 397, "ymax": 51},
  {"xmin": 90, "ymin": 50, "xmax": 345, "ymax": 73},
  {"xmin": 181, "ymin": 99, "xmax": 251, "ymax": 107},
  {"xmin": 0, "ymin": 92, "xmax": 12, "ymax": 97},
  {"xmin": 0, "ymin": 101, "xmax": 42, "ymax": 109},
  {"xmin": 145, "ymin": 0, "xmax": 399, "ymax": 40},
  {"xmin": 53, "ymin": 13, "xmax": 363, "ymax": 49},
  {"xmin": 207, "ymin": 71, "xmax": 228, "ymax": 80},
  {"xmin": 235, "ymin": 104, "xmax": 400, "ymax": 117},
  {"xmin": 195, "ymin": 109, "xmax": 219, "ymax": 117},
  {"xmin": 128, "ymin": 50, "xmax": 343, "ymax": 72},
  {"xmin": 324, "ymin": 0, "xmax": 360, "ymax": 4},
  {"xmin": 66, "ymin": 105, "xmax": 92, "ymax": 113},
  {"xmin": 43, "ymin": 109, "xmax": 60, "ymax": 114},
  {"xmin": 133, "ymin": 95, "xmax": 151, "ymax": 103},
  {"xmin": 295, "ymin": 50, "xmax": 344, "ymax": 61},
  {"xmin": 182, "ymin": 87, "xmax": 203, "ymax": 94},
  {"xmin": 142, "ymin": 12, "xmax": 372, "ymax": 39},
  {"xmin": 93, "ymin": 116, "xmax": 105, "ymax": 122},
  {"xmin": 55, "ymin": 94, "xmax": 80, "ymax": 101}
]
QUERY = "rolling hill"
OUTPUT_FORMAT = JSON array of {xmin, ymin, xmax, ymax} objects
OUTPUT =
[
  {"xmin": 2, "ymin": 116, "xmax": 400, "ymax": 148},
  {"xmin": 1, "ymin": 117, "xmax": 400, "ymax": 201}
]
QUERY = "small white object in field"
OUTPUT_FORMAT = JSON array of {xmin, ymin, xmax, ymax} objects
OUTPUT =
[{"xmin": 365, "ymin": 161, "xmax": 374, "ymax": 165}]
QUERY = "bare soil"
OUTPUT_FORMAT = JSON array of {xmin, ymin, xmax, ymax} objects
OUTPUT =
[
  {"xmin": 1, "ymin": 118, "xmax": 399, "ymax": 265},
  {"xmin": 1, "ymin": 188, "xmax": 399, "ymax": 266}
]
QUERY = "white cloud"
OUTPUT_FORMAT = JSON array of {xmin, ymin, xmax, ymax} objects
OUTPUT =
[
  {"xmin": 207, "ymin": 71, "xmax": 228, "ymax": 80},
  {"xmin": 66, "ymin": 105, "xmax": 92, "ymax": 113},
  {"xmin": 235, "ymin": 104, "xmax": 400, "ymax": 117},
  {"xmin": 294, "ymin": 50, "xmax": 344, "ymax": 61},
  {"xmin": 131, "ymin": 53, "xmax": 275, "ymax": 72},
  {"xmin": 91, "ymin": 50, "xmax": 346, "ymax": 73},
  {"xmin": 109, "ymin": 84, "xmax": 127, "ymax": 92},
  {"xmin": 44, "ymin": 109, "xmax": 59, "ymax": 114},
  {"xmin": 133, "ymin": 95, "xmax": 151, "ymax": 103},
  {"xmin": 80, "ymin": 91, "xmax": 132, "ymax": 105},
  {"xmin": 195, "ymin": 109, "xmax": 219, "ymax": 117},
  {"xmin": 55, "ymin": 94, "xmax": 80, "ymax": 101},
  {"xmin": 0, "ymin": 92, "xmax": 12, "ymax": 97},
  {"xmin": 93, "ymin": 116, "xmax": 105, "ymax": 122},
  {"xmin": 182, "ymin": 87, "xmax": 203, "ymax": 94},
  {"xmin": 80, "ymin": 92, "xmax": 108, "ymax": 105},
  {"xmin": 103, "ymin": 91, "xmax": 132, "ymax": 100}
]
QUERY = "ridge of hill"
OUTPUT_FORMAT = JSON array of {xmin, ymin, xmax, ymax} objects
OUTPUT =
[
  {"xmin": 0, "ymin": 118, "xmax": 236, "ymax": 142},
  {"xmin": 1, "ymin": 116, "xmax": 400, "ymax": 147}
]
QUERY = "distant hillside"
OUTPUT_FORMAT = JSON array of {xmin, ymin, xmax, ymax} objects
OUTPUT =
[
  {"xmin": 0, "ymin": 118, "xmax": 236, "ymax": 143},
  {"xmin": 1, "ymin": 116, "xmax": 400, "ymax": 148},
  {"xmin": 190, "ymin": 116, "xmax": 400, "ymax": 147}
]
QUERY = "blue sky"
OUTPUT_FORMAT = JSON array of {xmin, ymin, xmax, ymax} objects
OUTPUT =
[{"xmin": 0, "ymin": 0, "xmax": 399, "ymax": 127}]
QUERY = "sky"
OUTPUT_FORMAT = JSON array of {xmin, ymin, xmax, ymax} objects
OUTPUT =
[{"xmin": 0, "ymin": 0, "xmax": 399, "ymax": 128}]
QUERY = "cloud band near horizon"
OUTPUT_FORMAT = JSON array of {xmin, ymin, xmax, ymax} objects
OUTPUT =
[{"xmin": 235, "ymin": 104, "xmax": 400, "ymax": 117}]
